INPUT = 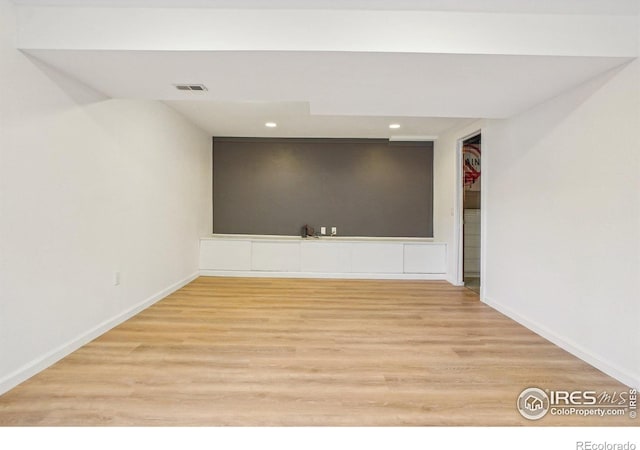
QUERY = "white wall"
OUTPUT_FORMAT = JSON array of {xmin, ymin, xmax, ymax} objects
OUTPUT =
[
  {"xmin": 434, "ymin": 120, "xmax": 484, "ymax": 284},
  {"xmin": 0, "ymin": 0, "xmax": 212, "ymax": 394},
  {"xmin": 483, "ymin": 61, "xmax": 640, "ymax": 388}
]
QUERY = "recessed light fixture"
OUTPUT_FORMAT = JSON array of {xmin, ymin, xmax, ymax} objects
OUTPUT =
[
  {"xmin": 389, "ymin": 123, "xmax": 401, "ymax": 129},
  {"xmin": 265, "ymin": 122, "xmax": 277, "ymax": 128}
]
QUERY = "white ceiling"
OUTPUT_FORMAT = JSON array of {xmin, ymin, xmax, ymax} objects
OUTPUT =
[
  {"xmin": 16, "ymin": 2, "xmax": 638, "ymax": 138},
  {"xmin": 26, "ymin": 49, "xmax": 630, "ymax": 137},
  {"xmin": 165, "ymin": 101, "xmax": 475, "ymax": 138},
  {"xmin": 10, "ymin": 0, "xmax": 640, "ymax": 15}
]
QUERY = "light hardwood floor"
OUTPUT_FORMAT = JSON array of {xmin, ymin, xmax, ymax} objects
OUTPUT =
[{"xmin": 0, "ymin": 277, "xmax": 635, "ymax": 426}]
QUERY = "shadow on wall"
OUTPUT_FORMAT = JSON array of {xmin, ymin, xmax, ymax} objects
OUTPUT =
[
  {"xmin": 25, "ymin": 53, "xmax": 109, "ymax": 105},
  {"xmin": 488, "ymin": 61, "xmax": 631, "ymax": 168}
]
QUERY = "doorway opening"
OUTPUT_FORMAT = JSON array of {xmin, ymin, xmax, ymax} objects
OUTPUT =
[{"xmin": 461, "ymin": 133, "xmax": 481, "ymax": 294}]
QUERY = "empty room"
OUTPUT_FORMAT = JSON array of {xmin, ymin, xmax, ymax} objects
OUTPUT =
[{"xmin": 0, "ymin": 0, "xmax": 638, "ymax": 444}]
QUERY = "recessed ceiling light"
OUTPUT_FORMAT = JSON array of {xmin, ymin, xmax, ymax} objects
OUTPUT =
[
  {"xmin": 389, "ymin": 123, "xmax": 401, "ymax": 129},
  {"xmin": 265, "ymin": 122, "xmax": 277, "ymax": 128}
]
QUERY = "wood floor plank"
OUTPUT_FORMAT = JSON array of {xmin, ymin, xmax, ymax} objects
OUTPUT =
[{"xmin": 0, "ymin": 277, "xmax": 635, "ymax": 426}]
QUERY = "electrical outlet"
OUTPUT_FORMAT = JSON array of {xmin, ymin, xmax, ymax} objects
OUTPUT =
[
  {"xmin": 331, "ymin": 226, "xmax": 337, "ymax": 236},
  {"xmin": 113, "ymin": 271, "xmax": 120, "ymax": 286},
  {"xmin": 320, "ymin": 226, "xmax": 326, "ymax": 235}
]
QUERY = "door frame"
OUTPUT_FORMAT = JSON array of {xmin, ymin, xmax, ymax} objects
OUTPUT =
[{"xmin": 454, "ymin": 130, "xmax": 483, "ymax": 292}]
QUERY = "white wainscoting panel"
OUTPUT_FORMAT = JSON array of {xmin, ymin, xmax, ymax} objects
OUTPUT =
[
  {"xmin": 300, "ymin": 241, "xmax": 352, "ymax": 273},
  {"xmin": 251, "ymin": 241, "xmax": 301, "ymax": 272},
  {"xmin": 199, "ymin": 239, "xmax": 252, "ymax": 271},
  {"xmin": 351, "ymin": 243, "xmax": 404, "ymax": 273},
  {"xmin": 404, "ymin": 244, "xmax": 447, "ymax": 273}
]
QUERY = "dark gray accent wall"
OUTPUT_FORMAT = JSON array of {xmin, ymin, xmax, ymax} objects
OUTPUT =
[{"xmin": 213, "ymin": 138, "xmax": 433, "ymax": 237}]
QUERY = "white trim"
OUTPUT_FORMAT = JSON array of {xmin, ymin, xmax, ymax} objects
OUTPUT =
[
  {"xmin": 0, "ymin": 271, "xmax": 200, "ymax": 396},
  {"xmin": 202, "ymin": 234, "xmax": 435, "ymax": 242},
  {"xmin": 200, "ymin": 270, "xmax": 446, "ymax": 281},
  {"xmin": 479, "ymin": 134, "xmax": 488, "ymax": 301},
  {"xmin": 454, "ymin": 135, "xmax": 463, "ymax": 285},
  {"xmin": 483, "ymin": 296, "xmax": 640, "ymax": 390},
  {"xmin": 389, "ymin": 135, "xmax": 438, "ymax": 142}
]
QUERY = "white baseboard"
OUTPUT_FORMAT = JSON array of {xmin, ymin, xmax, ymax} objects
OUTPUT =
[
  {"xmin": 482, "ymin": 295, "xmax": 640, "ymax": 390},
  {"xmin": 0, "ymin": 271, "xmax": 199, "ymax": 396},
  {"xmin": 200, "ymin": 269, "xmax": 446, "ymax": 281}
]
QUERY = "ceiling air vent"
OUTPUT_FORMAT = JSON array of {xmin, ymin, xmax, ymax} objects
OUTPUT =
[{"xmin": 174, "ymin": 84, "xmax": 208, "ymax": 92}]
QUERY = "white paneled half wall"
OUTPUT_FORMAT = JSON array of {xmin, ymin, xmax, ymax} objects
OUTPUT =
[{"xmin": 200, "ymin": 235, "xmax": 446, "ymax": 280}]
